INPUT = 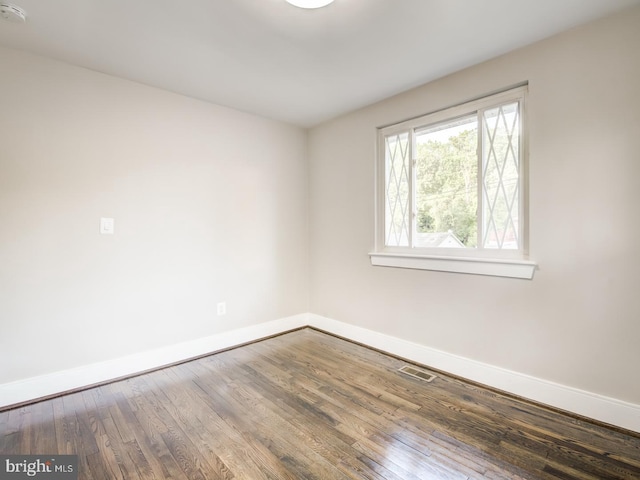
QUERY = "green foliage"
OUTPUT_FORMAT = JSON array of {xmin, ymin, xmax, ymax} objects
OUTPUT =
[{"xmin": 416, "ymin": 128, "xmax": 478, "ymax": 247}]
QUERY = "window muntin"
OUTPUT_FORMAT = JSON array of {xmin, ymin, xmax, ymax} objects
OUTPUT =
[
  {"xmin": 384, "ymin": 132, "xmax": 411, "ymax": 247},
  {"xmin": 481, "ymin": 102, "xmax": 521, "ymax": 250},
  {"xmin": 377, "ymin": 87, "xmax": 527, "ymax": 260}
]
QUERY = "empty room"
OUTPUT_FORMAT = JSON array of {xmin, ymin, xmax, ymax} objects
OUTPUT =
[{"xmin": 1, "ymin": 0, "xmax": 639, "ymax": 478}]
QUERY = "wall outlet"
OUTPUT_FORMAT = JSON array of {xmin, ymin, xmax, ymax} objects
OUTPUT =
[
  {"xmin": 217, "ymin": 302, "xmax": 226, "ymax": 316},
  {"xmin": 100, "ymin": 217, "xmax": 115, "ymax": 235}
]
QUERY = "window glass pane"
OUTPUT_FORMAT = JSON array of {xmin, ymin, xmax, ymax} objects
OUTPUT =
[
  {"xmin": 482, "ymin": 102, "xmax": 520, "ymax": 249},
  {"xmin": 415, "ymin": 115, "xmax": 478, "ymax": 248},
  {"xmin": 385, "ymin": 132, "xmax": 411, "ymax": 247}
]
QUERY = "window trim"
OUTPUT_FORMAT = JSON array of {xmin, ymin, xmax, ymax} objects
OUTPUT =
[
  {"xmin": 369, "ymin": 252, "xmax": 536, "ymax": 279},
  {"xmin": 370, "ymin": 86, "xmax": 536, "ymax": 279}
]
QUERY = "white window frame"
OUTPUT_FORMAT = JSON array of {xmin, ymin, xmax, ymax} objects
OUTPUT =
[{"xmin": 370, "ymin": 86, "xmax": 536, "ymax": 279}]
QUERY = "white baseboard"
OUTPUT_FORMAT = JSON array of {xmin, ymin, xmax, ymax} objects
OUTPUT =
[
  {"xmin": 307, "ymin": 314, "xmax": 640, "ymax": 433},
  {"xmin": 0, "ymin": 314, "xmax": 308, "ymax": 410},
  {"xmin": 2, "ymin": 312, "xmax": 639, "ymax": 434}
]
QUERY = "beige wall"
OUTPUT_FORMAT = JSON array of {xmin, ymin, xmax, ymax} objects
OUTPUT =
[
  {"xmin": 0, "ymin": 47, "xmax": 309, "ymax": 384},
  {"xmin": 308, "ymin": 7, "xmax": 640, "ymax": 404}
]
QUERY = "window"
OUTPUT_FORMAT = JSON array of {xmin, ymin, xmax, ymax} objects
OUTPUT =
[{"xmin": 370, "ymin": 86, "xmax": 536, "ymax": 279}]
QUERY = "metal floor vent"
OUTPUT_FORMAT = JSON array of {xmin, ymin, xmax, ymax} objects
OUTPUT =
[{"xmin": 399, "ymin": 365, "xmax": 437, "ymax": 383}]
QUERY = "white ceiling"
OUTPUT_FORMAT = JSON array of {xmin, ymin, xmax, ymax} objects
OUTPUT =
[{"xmin": 1, "ymin": 0, "xmax": 638, "ymax": 127}]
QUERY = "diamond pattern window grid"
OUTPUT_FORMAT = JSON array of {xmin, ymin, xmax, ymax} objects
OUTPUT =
[
  {"xmin": 385, "ymin": 133, "xmax": 411, "ymax": 247},
  {"xmin": 482, "ymin": 103, "xmax": 520, "ymax": 249}
]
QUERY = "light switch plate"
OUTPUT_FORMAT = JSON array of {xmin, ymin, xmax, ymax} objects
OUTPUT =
[{"xmin": 100, "ymin": 217, "xmax": 114, "ymax": 235}]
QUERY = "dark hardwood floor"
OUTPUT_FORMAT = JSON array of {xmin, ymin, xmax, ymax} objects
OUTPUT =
[{"xmin": 1, "ymin": 328, "xmax": 639, "ymax": 479}]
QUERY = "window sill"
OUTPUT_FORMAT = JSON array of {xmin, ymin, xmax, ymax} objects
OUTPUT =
[{"xmin": 369, "ymin": 252, "xmax": 536, "ymax": 279}]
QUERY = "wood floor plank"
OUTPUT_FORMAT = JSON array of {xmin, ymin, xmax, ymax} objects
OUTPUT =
[
  {"xmin": 2, "ymin": 328, "xmax": 639, "ymax": 479},
  {"xmin": 183, "ymin": 366, "xmax": 308, "ymax": 479},
  {"xmin": 202, "ymin": 361, "xmax": 400, "ymax": 480},
  {"xmin": 165, "ymin": 368, "xmax": 280, "ymax": 480},
  {"xmin": 248, "ymin": 331, "xmax": 511, "ymax": 474}
]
